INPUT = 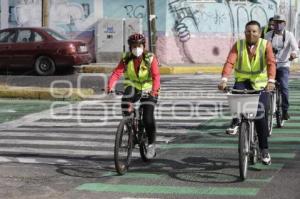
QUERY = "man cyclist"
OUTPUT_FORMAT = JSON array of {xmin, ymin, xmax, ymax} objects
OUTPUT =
[
  {"xmin": 264, "ymin": 14, "xmax": 299, "ymax": 120},
  {"xmin": 218, "ymin": 20, "xmax": 276, "ymax": 165},
  {"xmin": 261, "ymin": 17, "xmax": 275, "ymax": 39},
  {"xmin": 107, "ymin": 33, "xmax": 160, "ymax": 159}
]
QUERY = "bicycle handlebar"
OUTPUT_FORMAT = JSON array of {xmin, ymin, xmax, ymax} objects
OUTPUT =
[
  {"xmin": 101, "ymin": 88, "xmax": 124, "ymax": 95},
  {"xmin": 224, "ymin": 87, "xmax": 264, "ymax": 94},
  {"xmin": 102, "ymin": 88, "xmax": 150, "ymax": 97}
]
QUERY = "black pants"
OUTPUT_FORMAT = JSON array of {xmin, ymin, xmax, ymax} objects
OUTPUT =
[
  {"xmin": 121, "ymin": 86, "xmax": 158, "ymax": 144},
  {"xmin": 233, "ymin": 81, "xmax": 269, "ymax": 150}
]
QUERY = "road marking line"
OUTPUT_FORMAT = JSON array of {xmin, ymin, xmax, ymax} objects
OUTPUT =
[
  {"xmin": 76, "ymin": 183, "xmax": 259, "ymax": 196},
  {"xmin": 250, "ymin": 163, "xmax": 284, "ymax": 170},
  {"xmin": 17, "ymin": 158, "xmax": 37, "ymax": 163},
  {"xmin": 0, "ymin": 156, "xmax": 11, "ymax": 162}
]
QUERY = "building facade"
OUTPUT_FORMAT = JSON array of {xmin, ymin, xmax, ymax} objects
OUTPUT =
[{"xmin": 1, "ymin": 0, "xmax": 299, "ymax": 64}]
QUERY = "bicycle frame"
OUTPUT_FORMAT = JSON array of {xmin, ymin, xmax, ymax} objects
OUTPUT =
[
  {"xmin": 240, "ymin": 113, "xmax": 257, "ymax": 154},
  {"xmin": 128, "ymin": 97, "xmax": 151, "ymax": 162},
  {"xmin": 226, "ymin": 88, "xmax": 261, "ymax": 180},
  {"xmin": 127, "ymin": 103, "xmax": 146, "ymax": 146},
  {"xmin": 114, "ymin": 91, "xmax": 152, "ymax": 175},
  {"xmin": 237, "ymin": 111, "xmax": 259, "ymax": 180}
]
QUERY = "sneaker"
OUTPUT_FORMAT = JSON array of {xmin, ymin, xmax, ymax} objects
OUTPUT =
[
  {"xmin": 261, "ymin": 149, "xmax": 271, "ymax": 165},
  {"xmin": 145, "ymin": 144, "xmax": 156, "ymax": 159},
  {"xmin": 226, "ymin": 126, "xmax": 238, "ymax": 135},
  {"xmin": 282, "ymin": 111, "xmax": 290, "ymax": 120},
  {"xmin": 133, "ymin": 136, "xmax": 139, "ymax": 148}
]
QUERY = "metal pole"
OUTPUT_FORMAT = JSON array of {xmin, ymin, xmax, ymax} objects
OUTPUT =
[
  {"xmin": 123, "ymin": 18, "xmax": 126, "ymax": 52},
  {"xmin": 42, "ymin": 0, "xmax": 49, "ymax": 27},
  {"xmin": 289, "ymin": 0, "xmax": 292, "ymax": 31},
  {"xmin": 150, "ymin": 0, "xmax": 156, "ymax": 54},
  {"xmin": 147, "ymin": 0, "xmax": 153, "ymax": 52}
]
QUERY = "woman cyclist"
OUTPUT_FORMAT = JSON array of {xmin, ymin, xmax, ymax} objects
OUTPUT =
[{"xmin": 107, "ymin": 33, "xmax": 160, "ymax": 159}]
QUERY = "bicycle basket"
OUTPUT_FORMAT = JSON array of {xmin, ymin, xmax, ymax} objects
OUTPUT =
[{"xmin": 227, "ymin": 93, "xmax": 260, "ymax": 118}]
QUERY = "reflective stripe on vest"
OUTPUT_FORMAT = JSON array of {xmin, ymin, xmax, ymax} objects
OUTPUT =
[
  {"xmin": 234, "ymin": 38, "xmax": 268, "ymax": 90},
  {"xmin": 123, "ymin": 52, "xmax": 153, "ymax": 91}
]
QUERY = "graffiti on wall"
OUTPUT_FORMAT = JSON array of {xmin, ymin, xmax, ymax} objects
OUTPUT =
[
  {"xmin": 168, "ymin": 0, "xmax": 200, "ymax": 62},
  {"xmin": 9, "ymin": 0, "xmax": 96, "ymax": 34},
  {"xmin": 167, "ymin": 0, "xmax": 233, "ymax": 63},
  {"xmin": 124, "ymin": 4, "xmax": 145, "ymax": 19},
  {"xmin": 166, "ymin": 0, "xmax": 278, "ymax": 63},
  {"xmin": 10, "ymin": 0, "xmax": 42, "ymax": 27},
  {"xmin": 49, "ymin": 0, "xmax": 95, "ymax": 34},
  {"xmin": 169, "ymin": 0, "xmax": 199, "ymax": 43}
]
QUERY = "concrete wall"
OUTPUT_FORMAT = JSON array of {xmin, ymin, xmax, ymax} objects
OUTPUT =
[
  {"xmin": 161, "ymin": 0, "xmax": 277, "ymax": 64},
  {"xmin": 1, "ymin": 0, "xmax": 299, "ymax": 64}
]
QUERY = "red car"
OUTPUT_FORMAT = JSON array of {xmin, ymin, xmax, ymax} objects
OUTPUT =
[{"xmin": 0, "ymin": 27, "xmax": 92, "ymax": 75}]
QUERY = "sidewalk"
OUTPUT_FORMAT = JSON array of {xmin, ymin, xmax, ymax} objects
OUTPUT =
[{"xmin": 1, "ymin": 63, "xmax": 300, "ymax": 100}]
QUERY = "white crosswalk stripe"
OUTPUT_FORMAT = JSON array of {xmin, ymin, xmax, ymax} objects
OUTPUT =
[{"xmin": 0, "ymin": 74, "xmax": 226, "ymax": 164}]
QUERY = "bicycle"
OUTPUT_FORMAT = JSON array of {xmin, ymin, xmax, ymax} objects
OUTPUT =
[
  {"xmin": 265, "ymin": 89, "xmax": 275, "ymax": 136},
  {"xmin": 274, "ymin": 81, "xmax": 284, "ymax": 128},
  {"xmin": 272, "ymin": 55, "xmax": 297, "ymax": 128},
  {"xmin": 226, "ymin": 88, "xmax": 262, "ymax": 180},
  {"xmin": 112, "ymin": 91, "xmax": 152, "ymax": 175},
  {"xmin": 265, "ymin": 80, "xmax": 285, "ymax": 137}
]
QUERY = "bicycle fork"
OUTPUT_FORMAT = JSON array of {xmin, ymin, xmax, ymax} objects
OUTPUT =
[
  {"xmin": 243, "ymin": 118, "xmax": 255, "ymax": 156},
  {"xmin": 249, "ymin": 121, "xmax": 255, "ymax": 152}
]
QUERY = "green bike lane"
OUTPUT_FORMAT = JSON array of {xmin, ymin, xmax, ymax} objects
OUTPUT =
[
  {"xmin": 76, "ymin": 80, "xmax": 300, "ymax": 198},
  {"xmin": 0, "ymin": 99, "xmax": 64, "ymax": 124}
]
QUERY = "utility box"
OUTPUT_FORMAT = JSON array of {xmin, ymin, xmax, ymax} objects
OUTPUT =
[{"xmin": 95, "ymin": 18, "xmax": 142, "ymax": 63}]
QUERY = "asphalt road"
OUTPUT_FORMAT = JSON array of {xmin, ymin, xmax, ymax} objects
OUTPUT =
[{"xmin": 0, "ymin": 73, "xmax": 299, "ymax": 199}]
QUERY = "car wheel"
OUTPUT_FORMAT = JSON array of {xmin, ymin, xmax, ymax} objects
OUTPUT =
[{"xmin": 34, "ymin": 56, "xmax": 56, "ymax": 76}]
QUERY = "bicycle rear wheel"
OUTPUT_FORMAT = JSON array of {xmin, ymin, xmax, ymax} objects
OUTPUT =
[
  {"xmin": 276, "ymin": 89, "xmax": 284, "ymax": 128},
  {"xmin": 239, "ymin": 121, "xmax": 249, "ymax": 180},
  {"xmin": 266, "ymin": 93, "xmax": 274, "ymax": 136},
  {"xmin": 114, "ymin": 118, "xmax": 133, "ymax": 175}
]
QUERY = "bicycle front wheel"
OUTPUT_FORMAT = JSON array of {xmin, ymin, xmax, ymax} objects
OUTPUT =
[
  {"xmin": 239, "ymin": 121, "xmax": 249, "ymax": 180},
  {"xmin": 139, "ymin": 131, "xmax": 150, "ymax": 162},
  {"xmin": 250, "ymin": 127, "xmax": 259, "ymax": 165},
  {"xmin": 276, "ymin": 89, "xmax": 284, "ymax": 128},
  {"xmin": 114, "ymin": 118, "xmax": 133, "ymax": 175}
]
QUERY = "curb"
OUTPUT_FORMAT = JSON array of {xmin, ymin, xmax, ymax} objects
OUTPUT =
[
  {"xmin": 76, "ymin": 63, "xmax": 300, "ymax": 74},
  {"xmin": 159, "ymin": 66, "xmax": 222, "ymax": 74},
  {"xmin": 76, "ymin": 65, "xmax": 223, "ymax": 74},
  {"xmin": 0, "ymin": 85, "xmax": 94, "ymax": 100}
]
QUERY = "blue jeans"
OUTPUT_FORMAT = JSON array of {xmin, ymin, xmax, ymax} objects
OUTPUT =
[
  {"xmin": 231, "ymin": 81, "xmax": 269, "ymax": 150},
  {"xmin": 276, "ymin": 67, "xmax": 290, "ymax": 112}
]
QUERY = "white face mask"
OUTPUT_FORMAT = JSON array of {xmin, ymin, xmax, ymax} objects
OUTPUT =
[{"xmin": 132, "ymin": 47, "xmax": 143, "ymax": 57}]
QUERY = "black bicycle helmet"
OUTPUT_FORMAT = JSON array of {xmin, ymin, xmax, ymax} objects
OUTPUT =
[{"xmin": 128, "ymin": 33, "xmax": 146, "ymax": 46}]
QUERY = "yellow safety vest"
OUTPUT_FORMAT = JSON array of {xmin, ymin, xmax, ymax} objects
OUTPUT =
[
  {"xmin": 263, "ymin": 26, "xmax": 268, "ymax": 35},
  {"xmin": 234, "ymin": 38, "xmax": 268, "ymax": 90},
  {"xmin": 123, "ymin": 52, "xmax": 153, "ymax": 91}
]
